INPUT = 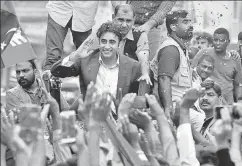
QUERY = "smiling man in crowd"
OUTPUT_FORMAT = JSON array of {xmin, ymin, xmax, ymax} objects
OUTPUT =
[{"xmin": 51, "ymin": 21, "xmax": 142, "ymax": 113}]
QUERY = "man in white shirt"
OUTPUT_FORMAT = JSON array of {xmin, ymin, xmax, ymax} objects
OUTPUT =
[{"xmin": 43, "ymin": 1, "xmax": 99, "ymax": 71}]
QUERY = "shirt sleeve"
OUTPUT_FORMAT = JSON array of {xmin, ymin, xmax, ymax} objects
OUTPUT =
[
  {"xmin": 158, "ymin": 45, "xmax": 180, "ymax": 78},
  {"xmin": 234, "ymin": 60, "xmax": 242, "ymax": 85},
  {"xmin": 136, "ymin": 32, "xmax": 150, "ymax": 55},
  {"xmin": 150, "ymin": 1, "xmax": 177, "ymax": 26},
  {"xmin": 177, "ymin": 123, "xmax": 200, "ymax": 166}
]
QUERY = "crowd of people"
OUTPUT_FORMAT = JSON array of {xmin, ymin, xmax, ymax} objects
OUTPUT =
[{"xmin": 1, "ymin": 1, "xmax": 242, "ymax": 166}]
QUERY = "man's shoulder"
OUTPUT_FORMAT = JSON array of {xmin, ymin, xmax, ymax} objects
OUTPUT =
[{"xmin": 6, "ymin": 86, "xmax": 23, "ymax": 98}]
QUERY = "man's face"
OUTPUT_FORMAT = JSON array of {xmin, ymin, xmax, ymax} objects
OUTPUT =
[
  {"xmin": 16, "ymin": 62, "xmax": 36, "ymax": 88},
  {"xmin": 238, "ymin": 40, "xmax": 242, "ymax": 57},
  {"xmin": 99, "ymin": 32, "xmax": 119, "ymax": 58},
  {"xmin": 113, "ymin": 8, "xmax": 134, "ymax": 36},
  {"xmin": 197, "ymin": 60, "xmax": 214, "ymax": 80},
  {"xmin": 199, "ymin": 88, "xmax": 219, "ymax": 112},
  {"xmin": 197, "ymin": 38, "xmax": 211, "ymax": 50},
  {"xmin": 175, "ymin": 14, "xmax": 194, "ymax": 40},
  {"xmin": 213, "ymin": 33, "xmax": 229, "ymax": 53}
]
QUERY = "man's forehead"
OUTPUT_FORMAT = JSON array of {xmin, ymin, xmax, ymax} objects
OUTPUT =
[
  {"xmin": 213, "ymin": 33, "xmax": 227, "ymax": 39},
  {"xmin": 200, "ymin": 60, "xmax": 213, "ymax": 66},
  {"xmin": 116, "ymin": 8, "xmax": 134, "ymax": 18},
  {"xmin": 16, "ymin": 61, "xmax": 32, "ymax": 70}
]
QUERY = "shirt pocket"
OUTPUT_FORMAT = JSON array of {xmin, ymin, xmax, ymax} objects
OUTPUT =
[{"xmin": 178, "ymin": 67, "xmax": 191, "ymax": 87}]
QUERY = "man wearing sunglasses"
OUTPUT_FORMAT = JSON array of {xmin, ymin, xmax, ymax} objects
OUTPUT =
[{"xmin": 192, "ymin": 28, "xmax": 242, "ymax": 104}]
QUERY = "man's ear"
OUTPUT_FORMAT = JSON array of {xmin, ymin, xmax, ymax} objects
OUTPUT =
[{"xmin": 170, "ymin": 24, "xmax": 176, "ymax": 32}]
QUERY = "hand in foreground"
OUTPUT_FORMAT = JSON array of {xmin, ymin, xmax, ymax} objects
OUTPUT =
[
  {"xmin": 129, "ymin": 109, "xmax": 152, "ymax": 132},
  {"xmin": 210, "ymin": 107, "xmax": 232, "ymax": 148},
  {"xmin": 89, "ymin": 92, "xmax": 112, "ymax": 126},
  {"xmin": 120, "ymin": 115, "xmax": 140, "ymax": 148},
  {"xmin": 138, "ymin": 74, "xmax": 153, "ymax": 85},
  {"xmin": 118, "ymin": 93, "xmax": 136, "ymax": 118},
  {"xmin": 1, "ymin": 108, "xmax": 15, "ymax": 148},
  {"xmin": 145, "ymin": 94, "xmax": 165, "ymax": 117}
]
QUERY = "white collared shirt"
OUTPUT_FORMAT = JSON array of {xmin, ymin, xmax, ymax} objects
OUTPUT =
[
  {"xmin": 46, "ymin": 1, "xmax": 99, "ymax": 32},
  {"xmin": 95, "ymin": 54, "xmax": 119, "ymax": 113}
]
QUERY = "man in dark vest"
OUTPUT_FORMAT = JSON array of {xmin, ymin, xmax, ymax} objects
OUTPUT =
[{"xmin": 65, "ymin": 4, "xmax": 152, "ymax": 89}]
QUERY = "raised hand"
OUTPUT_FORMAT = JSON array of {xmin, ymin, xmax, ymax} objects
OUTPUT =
[
  {"xmin": 180, "ymin": 87, "xmax": 205, "ymax": 109},
  {"xmin": 89, "ymin": 92, "xmax": 112, "ymax": 126},
  {"xmin": 120, "ymin": 115, "xmax": 140, "ymax": 148},
  {"xmin": 118, "ymin": 93, "xmax": 136, "ymax": 118},
  {"xmin": 145, "ymin": 94, "xmax": 164, "ymax": 117},
  {"xmin": 129, "ymin": 109, "xmax": 152, "ymax": 132},
  {"xmin": 76, "ymin": 35, "xmax": 95, "ymax": 59}
]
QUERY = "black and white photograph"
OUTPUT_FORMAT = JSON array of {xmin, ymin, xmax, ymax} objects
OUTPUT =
[{"xmin": 1, "ymin": 1, "xmax": 242, "ymax": 166}]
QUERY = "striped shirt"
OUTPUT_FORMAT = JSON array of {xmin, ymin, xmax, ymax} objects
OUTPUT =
[{"xmin": 127, "ymin": 1, "xmax": 176, "ymax": 26}]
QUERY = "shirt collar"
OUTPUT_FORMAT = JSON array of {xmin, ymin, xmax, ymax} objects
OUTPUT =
[
  {"xmin": 169, "ymin": 33, "xmax": 188, "ymax": 50},
  {"xmin": 123, "ymin": 29, "xmax": 134, "ymax": 41},
  {"xmin": 99, "ymin": 53, "xmax": 120, "ymax": 69}
]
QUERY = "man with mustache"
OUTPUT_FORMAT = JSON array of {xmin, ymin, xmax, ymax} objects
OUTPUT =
[
  {"xmin": 198, "ymin": 80, "xmax": 223, "ymax": 143},
  {"xmin": 6, "ymin": 59, "xmax": 69, "ymax": 111},
  {"xmin": 150, "ymin": 10, "xmax": 194, "ymax": 119},
  {"xmin": 192, "ymin": 28, "xmax": 242, "ymax": 104}
]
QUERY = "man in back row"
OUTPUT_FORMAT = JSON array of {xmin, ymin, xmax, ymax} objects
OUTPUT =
[{"xmin": 192, "ymin": 28, "xmax": 242, "ymax": 104}]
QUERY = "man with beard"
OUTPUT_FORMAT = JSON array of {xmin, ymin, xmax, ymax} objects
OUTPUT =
[
  {"xmin": 6, "ymin": 59, "xmax": 69, "ymax": 111},
  {"xmin": 192, "ymin": 28, "xmax": 242, "ymax": 104},
  {"xmin": 6, "ymin": 60, "xmax": 46, "ymax": 110},
  {"xmin": 67, "ymin": 4, "xmax": 151, "ymax": 87},
  {"xmin": 150, "ymin": 10, "xmax": 194, "ymax": 118}
]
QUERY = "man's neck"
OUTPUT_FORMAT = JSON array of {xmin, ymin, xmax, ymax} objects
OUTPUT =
[
  {"xmin": 170, "ymin": 33, "xmax": 190, "ymax": 48},
  {"xmin": 101, "ymin": 53, "xmax": 118, "ymax": 68},
  {"xmin": 214, "ymin": 49, "xmax": 227, "ymax": 58},
  {"xmin": 204, "ymin": 109, "xmax": 213, "ymax": 119}
]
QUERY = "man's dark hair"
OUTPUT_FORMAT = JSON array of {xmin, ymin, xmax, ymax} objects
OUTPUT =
[
  {"xmin": 96, "ymin": 21, "xmax": 123, "ymax": 42},
  {"xmin": 28, "ymin": 59, "xmax": 37, "ymax": 70},
  {"xmin": 166, "ymin": 10, "xmax": 188, "ymax": 34},
  {"xmin": 198, "ymin": 54, "xmax": 215, "ymax": 66},
  {"xmin": 214, "ymin": 28, "xmax": 230, "ymax": 40},
  {"xmin": 114, "ymin": 4, "xmax": 135, "ymax": 17},
  {"xmin": 238, "ymin": 31, "xmax": 242, "ymax": 41},
  {"xmin": 201, "ymin": 80, "xmax": 222, "ymax": 97},
  {"xmin": 196, "ymin": 32, "xmax": 213, "ymax": 44}
]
